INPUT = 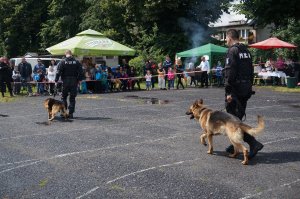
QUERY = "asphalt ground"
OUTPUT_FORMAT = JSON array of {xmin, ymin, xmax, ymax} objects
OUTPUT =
[{"xmin": 0, "ymin": 86, "xmax": 299, "ymax": 199}]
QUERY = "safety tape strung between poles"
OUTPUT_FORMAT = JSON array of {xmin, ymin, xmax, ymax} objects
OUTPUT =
[{"xmin": 11, "ymin": 70, "xmax": 216, "ymax": 85}]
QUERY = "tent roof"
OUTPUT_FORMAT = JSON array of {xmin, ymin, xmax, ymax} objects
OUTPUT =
[
  {"xmin": 76, "ymin": 29, "xmax": 104, "ymax": 36},
  {"xmin": 249, "ymin": 37, "xmax": 297, "ymax": 49},
  {"xmin": 46, "ymin": 29, "xmax": 135, "ymax": 56},
  {"xmin": 176, "ymin": 43, "xmax": 228, "ymax": 57}
]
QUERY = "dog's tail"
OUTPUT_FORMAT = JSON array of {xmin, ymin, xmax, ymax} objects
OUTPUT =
[{"xmin": 240, "ymin": 115, "xmax": 264, "ymax": 136}]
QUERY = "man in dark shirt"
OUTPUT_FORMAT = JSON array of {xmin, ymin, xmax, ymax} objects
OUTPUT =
[
  {"xmin": 224, "ymin": 29, "xmax": 263, "ymax": 159},
  {"xmin": 55, "ymin": 50, "xmax": 83, "ymax": 119},
  {"xmin": 17, "ymin": 57, "xmax": 33, "ymax": 96}
]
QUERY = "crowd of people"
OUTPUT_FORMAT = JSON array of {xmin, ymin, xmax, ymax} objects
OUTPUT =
[
  {"xmin": 144, "ymin": 55, "xmax": 225, "ymax": 91},
  {"xmin": 6, "ymin": 50, "xmax": 300, "ymax": 99},
  {"xmin": 0, "ymin": 54, "xmax": 227, "ymax": 97},
  {"xmin": 254, "ymin": 55, "xmax": 300, "ymax": 85}
]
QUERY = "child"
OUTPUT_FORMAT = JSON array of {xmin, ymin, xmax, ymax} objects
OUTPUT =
[
  {"xmin": 37, "ymin": 69, "xmax": 46, "ymax": 95},
  {"xmin": 144, "ymin": 70, "xmax": 152, "ymax": 91},
  {"xmin": 47, "ymin": 65, "xmax": 56, "ymax": 95},
  {"xmin": 167, "ymin": 67, "xmax": 175, "ymax": 89},
  {"xmin": 215, "ymin": 61, "xmax": 223, "ymax": 87},
  {"xmin": 12, "ymin": 70, "xmax": 21, "ymax": 95},
  {"xmin": 157, "ymin": 63, "xmax": 166, "ymax": 90}
]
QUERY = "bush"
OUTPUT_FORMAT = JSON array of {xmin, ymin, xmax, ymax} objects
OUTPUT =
[{"xmin": 129, "ymin": 55, "xmax": 145, "ymax": 76}]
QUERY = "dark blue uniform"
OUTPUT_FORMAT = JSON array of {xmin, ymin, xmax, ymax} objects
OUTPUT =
[
  {"xmin": 224, "ymin": 43, "xmax": 254, "ymax": 119},
  {"xmin": 55, "ymin": 57, "xmax": 83, "ymax": 115},
  {"xmin": 224, "ymin": 43, "xmax": 263, "ymax": 158}
]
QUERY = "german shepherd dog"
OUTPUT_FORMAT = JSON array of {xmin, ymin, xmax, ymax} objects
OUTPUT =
[
  {"xmin": 44, "ymin": 98, "xmax": 68, "ymax": 121},
  {"xmin": 186, "ymin": 99, "xmax": 264, "ymax": 165}
]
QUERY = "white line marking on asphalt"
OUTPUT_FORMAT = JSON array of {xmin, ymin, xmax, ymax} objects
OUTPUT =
[
  {"xmin": 263, "ymin": 137, "xmax": 298, "ymax": 145},
  {"xmin": 0, "ymin": 135, "xmax": 181, "ymax": 174},
  {"xmin": 106, "ymin": 167, "xmax": 157, "ymax": 184},
  {"xmin": 77, "ymin": 159, "xmax": 194, "ymax": 198},
  {"xmin": 0, "ymin": 160, "xmax": 42, "ymax": 174},
  {"xmin": 0, "ymin": 127, "xmax": 94, "ymax": 141},
  {"xmin": 0, "ymin": 159, "xmax": 40, "ymax": 167},
  {"xmin": 240, "ymin": 179, "xmax": 300, "ymax": 199},
  {"xmin": 75, "ymin": 186, "xmax": 100, "ymax": 199},
  {"xmin": 0, "ymin": 114, "xmax": 187, "ymax": 141},
  {"xmin": 1, "ymin": 132, "xmax": 298, "ymax": 173},
  {"xmin": 106, "ymin": 160, "xmax": 189, "ymax": 184}
]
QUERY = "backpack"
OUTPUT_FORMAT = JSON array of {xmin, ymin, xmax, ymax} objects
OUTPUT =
[
  {"xmin": 33, "ymin": 74, "xmax": 40, "ymax": 81},
  {"xmin": 95, "ymin": 72, "xmax": 102, "ymax": 80},
  {"xmin": 80, "ymin": 81, "xmax": 87, "ymax": 94}
]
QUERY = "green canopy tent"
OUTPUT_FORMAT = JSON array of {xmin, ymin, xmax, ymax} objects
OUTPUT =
[
  {"xmin": 176, "ymin": 43, "xmax": 228, "ymax": 86},
  {"xmin": 46, "ymin": 29, "xmax": 136, "ymax": 56},
  {"xmin": 176, "ymin": 43, "xmax": 228, "ymax": 67}
]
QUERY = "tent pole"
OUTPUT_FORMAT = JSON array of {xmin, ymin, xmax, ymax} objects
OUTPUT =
[{"xmin": 209, "ymin": 53, "xmax": 212, "ymax": 87}]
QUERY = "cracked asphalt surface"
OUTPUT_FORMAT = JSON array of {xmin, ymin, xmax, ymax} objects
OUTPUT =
[{"xmin": 0, "ymin": 87, "xmax": 299, "ymax": 199}]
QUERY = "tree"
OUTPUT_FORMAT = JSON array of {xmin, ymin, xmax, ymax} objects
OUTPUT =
[
  {"xmin": 234, "ymin": 1, "xmax": 300, "ymax": 60},
  {"xmin": 39, "ymin": 0, "xmax": 88, "ymax": 50},
  {"xmin": 234, "ymin": 0, "xmax": 300, "ymax": 27},
  {"xmin": 80, "ymin": 0, "xmax": 232, "ymax": 61},
  {"xmin": 272, "ymin": 19, "xmax": 300, "ymax": 59},
  {"xmin": 0, "ymin": 0, "xmax": 48, "ymax": 57}
]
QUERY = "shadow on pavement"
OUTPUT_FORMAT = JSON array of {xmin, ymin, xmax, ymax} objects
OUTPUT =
[
  {"xmin": 203, "ymin": 150, "xmax": 300, "ymax": 165},
  {"xmin": 250, "ymin": 151, "xmax": 300, "ymax": 165}
]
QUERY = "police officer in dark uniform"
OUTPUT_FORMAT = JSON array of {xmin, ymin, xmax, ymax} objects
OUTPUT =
[
  {"xmin": 0, "ymin": 57, "xmax": 14, "ymax": 97},
  {"xmin": 224, "ymin": 29, "xmax": 263, "ymax": 159},
  {"xmin": 55, "ymin": 50, "xmax": 83, "ymax": 119}
]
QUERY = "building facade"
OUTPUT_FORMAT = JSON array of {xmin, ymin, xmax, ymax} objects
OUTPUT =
[{"xmin": 212, "ymin": 20, "xmax": 273, "ymax": 44}]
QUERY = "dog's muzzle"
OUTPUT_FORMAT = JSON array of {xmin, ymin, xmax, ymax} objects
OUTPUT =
[{"xmin": 185, "ymin": 111, "xmax": 194, "ymax": 119}]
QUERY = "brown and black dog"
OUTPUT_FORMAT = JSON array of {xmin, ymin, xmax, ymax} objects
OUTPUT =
[
  {"xmin": 186, "ymin": 99, "xmax": 264, "ymax": 165},
  {"xmin": 44, "ymin": 98, "xmax": 68, "ymax": 121}
]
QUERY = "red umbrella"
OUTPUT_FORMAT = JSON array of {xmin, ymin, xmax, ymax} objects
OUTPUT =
[{"xmin": 249, "ymin": 37, "xmax": 297, "ymax": 50}]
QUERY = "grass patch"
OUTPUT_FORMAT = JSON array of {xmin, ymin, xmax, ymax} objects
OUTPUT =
[
  {"xmin": 0, "ymin": 92, "xmax": 18, "ymax": 103},
  {"xmin": 39, "ymin": 178, "xmax": 48, "ymax": 188},
  {"xmin": 110, "ymin": 184, "xmax": 125, "ymax": 192},
  {"xmin": 255, "ymin": 86, "xmax": 300, "ymax": 93}
]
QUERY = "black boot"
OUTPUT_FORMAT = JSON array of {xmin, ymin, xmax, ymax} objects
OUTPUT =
[
  {"xmin": 68, "ymin": 113, "xmax": 74, "ymax": 119},
  {"xmin": 225, "ymin": 145, "xmax": 234, "ymax": 154},
  {"xmin": 243, "ymin": 133, "xmax": 264, "ymax": 159},
  {"xmin": 1, "ymin": 92, "xmax": 4, "ymax": 97}
]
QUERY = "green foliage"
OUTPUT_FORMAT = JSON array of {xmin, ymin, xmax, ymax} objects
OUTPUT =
[
  {"xmin": 39, "ymin": 0, "xmax": 88, "ymax": 49},
  {"xmin": 0, "ymin": 0, "xmax": 48, "ymax": 57},
  {"xmin": 79, "ymin": 0, "xmax": 232, "ymax": 60},
  {"xmin": 0, "ymin": 0, "xmax": 232, "ymax": 60},
  {"xmin": 235, "ymin": 0, "xmax": 300, "ymax": 27},
  {"xmin": 248, "ymin": 48, "xmax": 274, "ymax": 64},
  {"xmin": 128, "ymin": 56, "xmax": 145, "ymax": 76},
  {"xmin": 272, "ymin": 19, "xmax": 300, "ymax": 60},
  {"xmin": 234, "ymin": 1, "xmax": 300, "ymax": 61},
  {"xmin": 0, "ymin": 40, "xmax": 6, "ymax": 55}
]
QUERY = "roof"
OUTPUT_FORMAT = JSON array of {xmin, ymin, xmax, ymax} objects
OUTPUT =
[{"xmin": 176, "ymin": 43, "xmax": 228, "ymax": 57}]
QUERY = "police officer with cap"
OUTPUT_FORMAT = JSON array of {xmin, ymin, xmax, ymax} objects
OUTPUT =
[
  {"xmin": 224, "ymin": 29, "xmax": 263, "ymax": 159},
  {"xmin": 55, "ymin": 50, "xmax": 83, "ymax": 119}
]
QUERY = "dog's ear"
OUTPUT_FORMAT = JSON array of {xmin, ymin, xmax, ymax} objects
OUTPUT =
[{"xmin": 199, "ymin": 99, "xmax": 203, "ymax": 104}]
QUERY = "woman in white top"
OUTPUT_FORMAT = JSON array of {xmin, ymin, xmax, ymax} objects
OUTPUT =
[
  {"xmin": 47, "ymin": 60, "xmax": 57, "ymax": 95},
  {"xmin": 197, "ymin": 56, "xmax": 209, "ymax": 87}
]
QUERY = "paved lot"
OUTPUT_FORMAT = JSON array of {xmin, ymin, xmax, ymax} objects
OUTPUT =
[{"xmin": 0, "ymin": 87, "xmax": 299, "ymax": 199}]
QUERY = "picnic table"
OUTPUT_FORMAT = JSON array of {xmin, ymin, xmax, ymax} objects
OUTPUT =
[{"xmin": 258, "ymin": 71, "xmax": 286, "ymax": 79}]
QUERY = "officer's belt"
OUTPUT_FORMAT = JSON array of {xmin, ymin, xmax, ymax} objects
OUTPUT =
[{"xmin": 236, "ymin": 80, "xmax": 251, "ymax": 83}]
